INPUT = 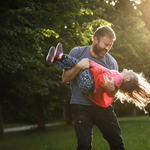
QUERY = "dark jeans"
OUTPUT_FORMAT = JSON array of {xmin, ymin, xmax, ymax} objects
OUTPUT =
[{"xmin": 71, "ymin": 104, "xmax": 125, "ymax": 150}]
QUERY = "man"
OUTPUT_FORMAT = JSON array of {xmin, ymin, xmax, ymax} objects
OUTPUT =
[{"xmin": 62, "ymin": 26, "xmax": 125, "ymax": 150}]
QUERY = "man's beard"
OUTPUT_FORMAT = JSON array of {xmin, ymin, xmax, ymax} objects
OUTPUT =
[{"xmin": 93, "ymin": 43, "xmax": 107, "ymax": 57}]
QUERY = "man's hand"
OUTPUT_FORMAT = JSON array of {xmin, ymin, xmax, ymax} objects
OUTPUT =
[
  {"xmin": 104, "ymin": 76, "xmax": 117, "ymax": 95},
  {"xmin": 62, "ymin": 58, "xmax": 90, "ymax": 83},
  {"xmin": 76, "ymin": 58, "xmax": 90, "ymax": 70}
]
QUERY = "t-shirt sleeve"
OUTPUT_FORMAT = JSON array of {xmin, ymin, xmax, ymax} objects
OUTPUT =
[
  {"xmin": 110, "ymin": 57, "xmax": 118, "ymax": 71},
  {"xmin": 111, "ymin": 61, "xmax": 118, "ymax": 71},
  {"xmin": 106, "ymin": 53, "xmax": 118, "ymax": 71},
  {"xmin": 69, "ymin": 47, "xmax": 80, "ymax": 59}
]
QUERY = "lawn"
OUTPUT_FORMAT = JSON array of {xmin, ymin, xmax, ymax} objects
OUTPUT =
[{"xmin": 1, "ymin": 115, "xmax": 150, "ymax": 150}]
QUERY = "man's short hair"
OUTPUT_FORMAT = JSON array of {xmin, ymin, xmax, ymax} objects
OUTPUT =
[{"xmin": 93, "ymin": 25, "xmax": 116, "ymax": 41}]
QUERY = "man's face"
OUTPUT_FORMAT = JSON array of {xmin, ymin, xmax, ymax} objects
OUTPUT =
[{"xmin": 93, "ymin": 36, "xmax": 114, "ymax": 57}]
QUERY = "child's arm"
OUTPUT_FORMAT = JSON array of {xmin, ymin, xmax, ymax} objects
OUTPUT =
[{"xmin": 90, "ymin": 60, "xmax": 110, "ymax": 73}]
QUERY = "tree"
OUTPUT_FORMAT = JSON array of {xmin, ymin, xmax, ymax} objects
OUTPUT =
[
  {"xmin": 1, "ymin": 0, "xmax": 150, "ymax": 139},
  {"xmin": 137, "ymin": 0, "xmax": 150, "ymax": 31},
  {"xmin": 0, "ymin": 0, "xmax": 109, "ymax": 136},
  {"xmin": 103, "ymin": 0, "xmax": 150, "ymax": 114},
  {"xmin": 0, "ymin": 0, "xmax": 63, "ymax": 134}
]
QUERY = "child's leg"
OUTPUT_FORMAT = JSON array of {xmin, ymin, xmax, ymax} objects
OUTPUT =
[
  {"xmin": 54, "ymin": 54, "xmax": 94, "ymax": 94},
  {"xmin": 77, "ymin": 69, "xmax": 95, "ymax": 94},
  {"xmin": 54, "ymin": 54, "xmax": 79, "ymax": 70}
]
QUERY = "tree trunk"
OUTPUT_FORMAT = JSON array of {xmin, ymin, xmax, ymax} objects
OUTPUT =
[
  {"xmin": 133, "ymin": 108, "xmax": 137, "ymax": 116},
  {"xmin": 0, "ymin": 104, "xmax": 4, "ymax": 139},
  {"xmin": 35, "ymin": 95, "xmax": 45, "ymax": 130},
  {"xmin": 65, "ymin": 100, "xmax": 72, "ymax": 125}
]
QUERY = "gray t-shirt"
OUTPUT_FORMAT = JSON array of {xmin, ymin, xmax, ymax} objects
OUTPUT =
[{"xmin": 69, "ymin": 46, "xmax": 118, "ymax": 105}]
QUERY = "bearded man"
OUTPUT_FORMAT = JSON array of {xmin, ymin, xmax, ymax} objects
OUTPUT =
[{"xmin": 62, "ymin": 26, "xmax": 125, "ymax": 150}]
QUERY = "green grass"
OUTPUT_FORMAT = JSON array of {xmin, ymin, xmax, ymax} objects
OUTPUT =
[{"xmin": 1, "ymin": 115, "xmax": 150, "ymax": 150}]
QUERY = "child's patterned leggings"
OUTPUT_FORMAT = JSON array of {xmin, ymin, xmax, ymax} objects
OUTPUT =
[{"xmin": 54, "ymin": 54, "xmax": 94, "ymax": 94}]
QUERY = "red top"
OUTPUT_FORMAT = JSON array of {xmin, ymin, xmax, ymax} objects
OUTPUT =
[{"xmin": 86, "ymin": 60, "xmax": 123, "ymax": 107}]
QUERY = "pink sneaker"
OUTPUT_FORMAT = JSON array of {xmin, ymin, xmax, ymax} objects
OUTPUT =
[
  {"xmin": 54, "ymin": 43, "xmax": 63, "ymax": 60},
  {"xmin": 46, "ymin": 46, "xmax": 55, "ymax": 63}
]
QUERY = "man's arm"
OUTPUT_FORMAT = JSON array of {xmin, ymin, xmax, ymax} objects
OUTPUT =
[
  {"xmin": 62, "ymin": 65, "xmax": 81, "ymax": 83},
  {"xmin": 104, "ymin": 76, "xmax": 118, "ymax": 95},
  {"xmin": 62, "ymin": 58, "xmax": 90, "ymax": 83}
]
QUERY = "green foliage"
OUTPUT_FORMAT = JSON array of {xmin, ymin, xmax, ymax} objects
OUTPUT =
[
  {"xmin": 137, "ymin": 0, "xmax": 150, "ymax": 31},
  {"xmin": 0, "ymin": 0, "xmax": 150, "ymax": 125},
  {"xmin": 0, "ymin": 0, "xmax": 70, "ymax": 124},
  {"xmin": 108, "ymin": 0, "xmax": 150, "ymax": 75}
]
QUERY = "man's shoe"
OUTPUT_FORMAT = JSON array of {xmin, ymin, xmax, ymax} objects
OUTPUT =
[
  {"xmin": 54, "ymin": 43, "xmax": 63, "ymax": 60},
  {"xmin": 46, "ymin": 46, "xmax": 55, "ymax": 62}
]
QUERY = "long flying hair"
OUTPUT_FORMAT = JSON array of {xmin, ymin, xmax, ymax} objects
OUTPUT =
[{"xmin": 115, "ymin": 72, "xmax": 150, "ymax": 113}]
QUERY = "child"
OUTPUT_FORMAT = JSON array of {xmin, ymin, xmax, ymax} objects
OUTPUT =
[{"xmin": 46, "ymin": 43, "xmax": 150, "ymax": 113}]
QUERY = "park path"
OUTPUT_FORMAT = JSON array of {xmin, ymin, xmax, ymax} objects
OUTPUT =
[{"xmin": 4, "ymin": 122, "xmax": 62, "ymax": 133}]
